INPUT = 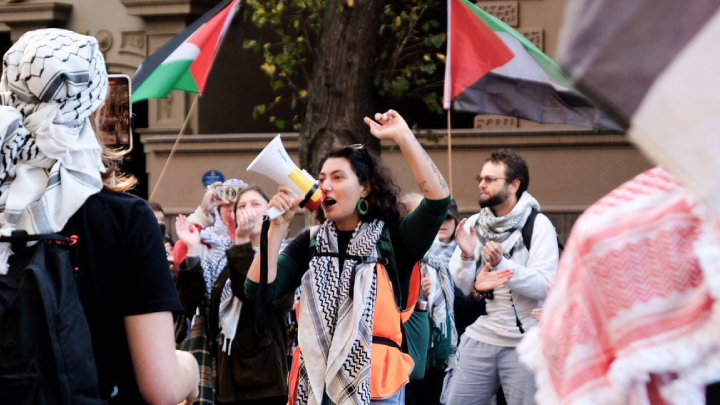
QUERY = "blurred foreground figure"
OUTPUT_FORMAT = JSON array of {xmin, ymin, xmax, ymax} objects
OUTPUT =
[
  {"xmin": 519, "ymin": 1, "xmax": 720, "ymax": 404},
  {"xmin": 519, "ymin": 168, "xmax": 720, "ymax": 405},
  {"xmin": 0, "ymin": 29, "xmax": 198, "ymax": 405}
]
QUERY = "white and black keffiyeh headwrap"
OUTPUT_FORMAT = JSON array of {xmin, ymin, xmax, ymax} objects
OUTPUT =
[
  {"xmin": 0, "ymin": 29, "xmax": 108, "ymax": 274},
  {"xmin": 296, "ymin": 219, "xmax": 384, "ymax": 405},
  {"xmin": 199, "ymin": 178, "xmax": 248, "ymax": 247}
]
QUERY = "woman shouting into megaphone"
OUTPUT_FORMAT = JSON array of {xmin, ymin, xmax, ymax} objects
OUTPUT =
[{"xmin": 246, "ymin": 109, "xmax": 451, "ymax": 405}]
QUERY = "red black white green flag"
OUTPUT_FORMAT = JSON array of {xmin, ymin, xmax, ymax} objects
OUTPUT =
[
  {"xmin": 132, "ymin": 0, "xmax": 241, "ymax": 103},
  {"xmin": 443, "ymin": 0, "xmax": 619, "ymax": 130}
]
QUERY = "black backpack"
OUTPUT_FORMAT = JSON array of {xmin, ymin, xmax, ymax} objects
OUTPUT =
[
  {"xmin": 0, "ymin": 230, "xmax": 105, "ymax": 405},
  {"xmin": 521, "ymin": 208, "xmax": 564, "ymax": 254}
]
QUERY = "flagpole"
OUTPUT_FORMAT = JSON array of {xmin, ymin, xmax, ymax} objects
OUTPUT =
[
  {"xmin": 149, "ymin": 93, "xmax": 200, "ymax": 201},
  {"xmin": 447, "ymin": 109, "xmax": 453, "ymax": 196}
]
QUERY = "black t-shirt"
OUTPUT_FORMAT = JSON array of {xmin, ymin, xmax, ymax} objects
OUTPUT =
[{"xmin": 61, "ymin": 190, "xmax": 182, "ymax": 404}]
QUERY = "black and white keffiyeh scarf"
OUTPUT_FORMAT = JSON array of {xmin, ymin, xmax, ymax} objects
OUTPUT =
[
  {"xmin": 0, "ymin": 29, "xmax": 108, "ymax": 274},
  {"xmin": 296, "ymin": 220, "xmax": 384, "ymax": 405},
  {"xmin": 474, "ymin": 192, "xmax": 540, "ymax": 260},
  {"xmin": 201, "ymin": 237, "xmax": 235, "ymax": 299},
  {"xmin": 421, "ymin": 239, "xmax": 458, "ymax": 367}
]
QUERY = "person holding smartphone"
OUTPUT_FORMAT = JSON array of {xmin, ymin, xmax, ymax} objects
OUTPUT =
[{"xmin": 0, "ymin": 29, "xmax": 198, "ymax": 404}]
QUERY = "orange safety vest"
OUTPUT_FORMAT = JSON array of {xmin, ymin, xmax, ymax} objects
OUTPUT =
[{"xmin": 288, "ymin": 263, "xmax": 422, "ymax": 403}]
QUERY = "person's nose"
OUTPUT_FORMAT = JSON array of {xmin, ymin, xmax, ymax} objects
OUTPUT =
[{"xmin": 320, "ymin": 179, "xmax": 331, "ymax": 192}]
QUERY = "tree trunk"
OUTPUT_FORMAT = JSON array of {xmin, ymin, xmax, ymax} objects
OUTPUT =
[{"xmin": 299, "ymin": 0, "xmax": 385, "ymax": 174}]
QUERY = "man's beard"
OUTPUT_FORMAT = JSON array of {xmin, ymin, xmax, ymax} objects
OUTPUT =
[{"xmin": 479, "ymin": 188, "xmax": 509, "ymax": 209}]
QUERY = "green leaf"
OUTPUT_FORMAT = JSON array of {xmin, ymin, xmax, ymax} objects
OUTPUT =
[
  {"xmin": 425, "ymin": 33, "xmax": 446, "ymax": 48},
  {"xmin": 423, "ymin": 94, "xmax": 443, "ymax": 115},
  {"xmin": 423, "ymin": 63, "xmax": 436, "ymax": 74},
  {"xmin": 243, "ymin": 39, "xmax": 258, "ymax": 50},
  {"xmin": 276, "ymin": 119, "xmax": 286, "ymax": 129},
  {"xmin": 252, "ymin": 104, "xmax": 267, "ymax": 119},
  {"xmin": 272, "ymin": 80, "xmax": 285, "ymax": 91},
  {"xmin": 390, "ymin": 76, "xmax": 411, "ymax": 96}
]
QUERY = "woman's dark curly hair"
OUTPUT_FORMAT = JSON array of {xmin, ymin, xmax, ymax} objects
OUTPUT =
[{"xmin": 315, "ymin": 144, "xmax": 403, "ymax": 225}]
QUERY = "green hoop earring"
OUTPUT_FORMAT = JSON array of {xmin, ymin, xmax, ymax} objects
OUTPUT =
[{"xmin": 357, "ymin": 198, "xmax": 369, "ymax": 215}]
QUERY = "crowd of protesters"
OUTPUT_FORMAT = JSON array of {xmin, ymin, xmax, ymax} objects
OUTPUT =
[
  {"xmin": 0, "ymin": 28, "xmax": 562, "ymax": 405},
  {"xmin": 148, "ymin": 111, "xmax": 558, "ymax": 405}
]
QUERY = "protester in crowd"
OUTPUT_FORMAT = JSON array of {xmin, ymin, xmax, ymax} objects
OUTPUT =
[
  {"xmin": 176, "ymin": 185, "xmax": 293, "ymax": 405},
  {"xmin": 445, "ymin": 149, "xmax": 559, "ymax": 405},
  {"xmin": 173, "ymin": 178, "xmax": 247, "ymax": 403},
  {"xmin": 165, "ymin": 235, "xmax": 179, "ymax": 282},
  {"xmin": 401, "ymin": 194, "xmax": 461, "ymax": 405},
  {"xmin": 149, "ymin": 200, "xmax": 168, "ymax": 235},
  {"xmin": 173, "ymin": 179, "xmax": 248, "ymax": 266},
  {"xmin": 246, "ymin": 109, "xmax": 450, "ymax": 405},
  {"xmin": 0, "ymin": 29, "xmax": 198, "ymax": 404}
]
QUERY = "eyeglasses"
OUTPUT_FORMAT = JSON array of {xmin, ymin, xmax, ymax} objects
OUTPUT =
[{"xmin": 475, "ymin": 175, "xmax": 508, "ymax": 184}]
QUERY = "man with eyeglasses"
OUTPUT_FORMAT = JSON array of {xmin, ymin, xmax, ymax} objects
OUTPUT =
[{"xmin": 444, "ymin": 149, "xmax": 559, "ymax": 405}]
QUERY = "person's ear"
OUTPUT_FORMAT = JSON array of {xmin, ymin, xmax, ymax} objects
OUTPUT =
[
  {"xmin": 360, "ymin": 183, "xmax": 371, "ymax": 199},
  {"xmin": 509, "ymin": 178, "xmax": 520, "ymax": 195}
]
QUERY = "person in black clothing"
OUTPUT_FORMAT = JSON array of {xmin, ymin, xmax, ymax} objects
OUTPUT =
[
  {"xmin": 63, "ymin": 191, "xmax": 199, "ymax": 404},
  {"xmin": 0, "ymin": 28, "xmax": 199, "ymax": 405}
]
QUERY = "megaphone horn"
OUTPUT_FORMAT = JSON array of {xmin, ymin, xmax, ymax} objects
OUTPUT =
[{"xmin": 247, "ymin": 135, "xmax": 325, "ymax": 220}]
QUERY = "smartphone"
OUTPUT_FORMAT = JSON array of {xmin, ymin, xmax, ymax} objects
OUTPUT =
[{"xmin": 98, "ymin": 74, "xmax": 132, "ymax": 149}]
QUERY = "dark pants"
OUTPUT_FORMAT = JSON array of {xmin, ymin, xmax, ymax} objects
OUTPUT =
[
  {"xmin": 218, "ymin": 396, "xmax": 287, "ymax": 405},
  {"xmin": 406, "ymin": 368, "xmax": 446, "ymax": 405}
]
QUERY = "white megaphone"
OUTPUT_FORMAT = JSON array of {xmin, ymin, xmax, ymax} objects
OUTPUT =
[{"xmin": 247, "ymin": 135, "xmax": 326, "ymax": 220}]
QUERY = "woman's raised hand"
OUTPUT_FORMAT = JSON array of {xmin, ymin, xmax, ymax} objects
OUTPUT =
[
  {"xmin": 175, "ymin": 215, "xmax": 201, "ymax": 256},
  {"xmin": 363, "ymin": 109, "xmax": 412, "ymax": 143},
  {"xmin": 269, "ymin": 185, "xmax": 301, "ymax": 225}
]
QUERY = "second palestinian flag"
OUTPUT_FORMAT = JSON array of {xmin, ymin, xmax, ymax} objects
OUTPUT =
[{"xmin": 443, "ymin": 0, "xmax": 618, "ymax": 130}]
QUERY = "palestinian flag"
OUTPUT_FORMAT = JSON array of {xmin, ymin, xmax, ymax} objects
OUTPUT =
[
  {"xmin": 132, "ymin": 0, "xmax": 241, "ymax": 103},
  {"xmin": 443, "ymin": 0, "xmax": 619, "ymax": 130},
  {"xmin": 557, "ymin": 0, "xmax": 720, "ymax": 221}
]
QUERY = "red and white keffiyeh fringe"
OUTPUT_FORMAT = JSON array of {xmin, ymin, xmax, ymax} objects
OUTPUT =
[{"xmin": 519, "ymin": 167, "xmax": 720, "ymax": 405}]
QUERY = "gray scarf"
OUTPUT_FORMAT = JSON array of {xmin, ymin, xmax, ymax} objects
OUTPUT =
[
  {"xmin": 475, "ymin": 192, "xmax": 538, "ymax": 258},
  {"xmin": 422, "ymin": 239, "xmax": 457, "ymax": 339},
  {"xmin": 421, "ymin": 238, "xmax": 458, "ymax": 368}
]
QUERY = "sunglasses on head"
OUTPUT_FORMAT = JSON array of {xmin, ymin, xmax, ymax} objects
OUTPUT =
[{"xmin": 344, "ymin": 143, "xmax": 370, "ymax": 162}]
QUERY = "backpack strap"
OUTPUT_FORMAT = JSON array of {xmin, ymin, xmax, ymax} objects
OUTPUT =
[
  {"xmin": 309, "ymin": 226, "xmax": 399, "ymax": 307},
  {"xmin": 376, "ymin": 228, "xmax": 402, "ymax": 308},
  {"xmin": 521, "ymin": 208, "xmax": 539, "ymax": 251},
  {"xmin": 0, "ymin": 230, "xmax": 70, "ymax": 253},
  {"xmin": 520, "ymin": 208, "xmax": 564, "ymax": 253}
]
